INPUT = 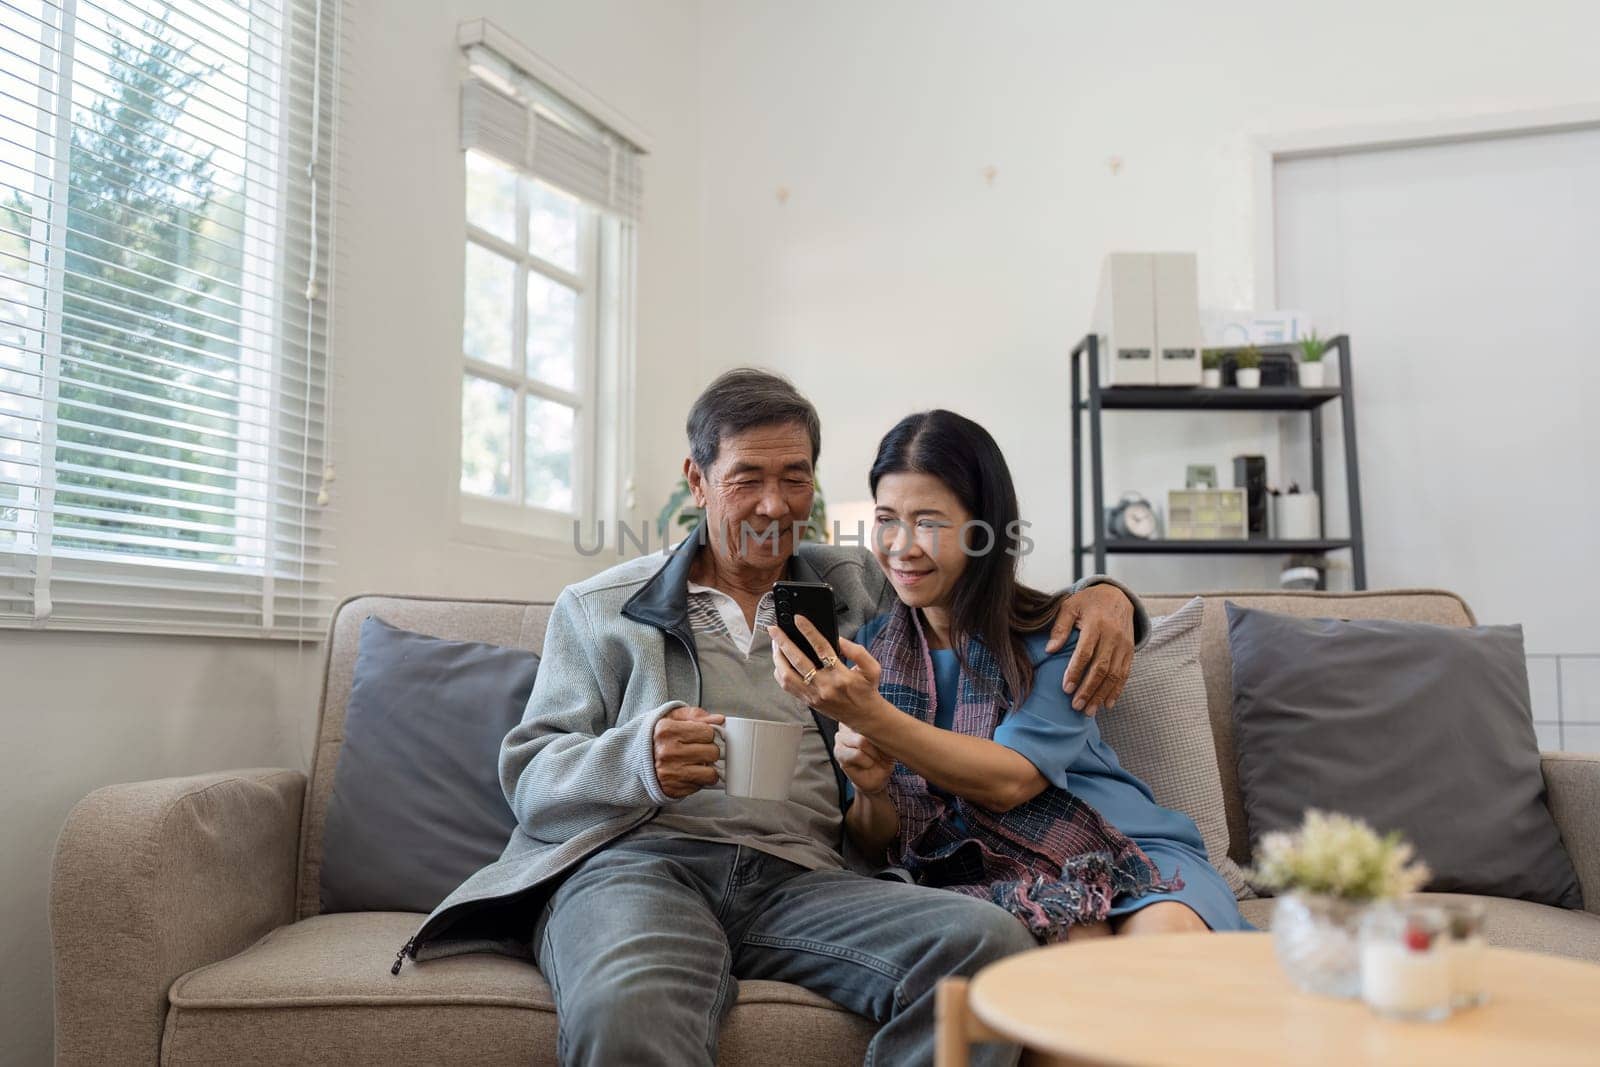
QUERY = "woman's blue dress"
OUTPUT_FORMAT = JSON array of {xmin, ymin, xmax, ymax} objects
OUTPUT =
[{"xmin": 857, "ymin": 616, "xmax": 1248, "ymax": 932}]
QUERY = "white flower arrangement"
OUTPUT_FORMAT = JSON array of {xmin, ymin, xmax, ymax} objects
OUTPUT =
[{"xmin": 1248, "ymin": 810, "xmax": 1430, "ymax": 901}]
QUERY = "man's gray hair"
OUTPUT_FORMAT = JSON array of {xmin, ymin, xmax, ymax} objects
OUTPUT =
[{"xmin": 686, "ymin": 368, "xmax": 822, "ymax": 474}]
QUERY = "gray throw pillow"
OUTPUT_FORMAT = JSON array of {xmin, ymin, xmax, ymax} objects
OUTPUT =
[
  {"xmin": 1097, "ymin": 597, "xmax": 1251, "ymax": 898},
  {"xmin": 1226, "ymin": 603, "xmax": 1582, "ymax": 909},
  {"xmin": 320, "ymin": 616, "xmax": 537, "ymax": 913}
]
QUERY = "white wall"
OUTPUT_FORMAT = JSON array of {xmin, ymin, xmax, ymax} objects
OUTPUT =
[
  {"xmin": 1274, "ymin": 130, "xmax": 1600, "ymax": 655},
  {"xmin": 2, "ymin": 2, "xmax": 702, "ymax": 1062},
  {"xmin": 695, "ymin": 0, "xmax": 1600, "ymax": 600}
]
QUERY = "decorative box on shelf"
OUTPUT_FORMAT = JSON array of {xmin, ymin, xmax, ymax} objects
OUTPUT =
[{"xmin": 1166, "ymin": 488, "xmax": 1248, "ymax": 540}]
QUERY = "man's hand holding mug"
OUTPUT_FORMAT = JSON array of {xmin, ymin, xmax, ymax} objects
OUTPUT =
[{"xmin": 652, "ymin": 705, "xmax": 724, "ymax": 799}]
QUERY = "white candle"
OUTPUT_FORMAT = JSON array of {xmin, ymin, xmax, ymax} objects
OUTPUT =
[{"xmin": 1361, "ymin": 942, "xmax": 1451, "ymax": 1018}]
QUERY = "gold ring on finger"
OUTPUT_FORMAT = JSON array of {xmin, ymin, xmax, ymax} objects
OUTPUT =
[
  {"xmin": 801, "ymin": 666, "xmax": 819, "ymax": 685},
  {"xmin": 818, "ymin": 655, "xmax": 838, "ymax": 670}
]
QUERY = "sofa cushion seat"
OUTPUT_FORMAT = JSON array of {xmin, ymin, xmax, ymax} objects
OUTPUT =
[
  {"xmin": 163, "ymin": 911, "xmax": 874, "ymax": 1066},
  {"xmin": 1237, "ymin": 892, "xmax": 1600, "ymax": 961}
]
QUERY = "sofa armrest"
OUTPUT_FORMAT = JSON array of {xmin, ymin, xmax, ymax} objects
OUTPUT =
[
  {"xmin": 50, "ymin": 767, "xmax": 305, "ymax": 1066},
  {"xmin": 1543, "ymin": 752, "xmax": 1600, "ymax": 915}
]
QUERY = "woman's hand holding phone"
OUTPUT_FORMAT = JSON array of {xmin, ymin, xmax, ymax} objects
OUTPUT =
[{"xmin": 768, "ymin": 615, "xmax": 887, "ymax": 730}]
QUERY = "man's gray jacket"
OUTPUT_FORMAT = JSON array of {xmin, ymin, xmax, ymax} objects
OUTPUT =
[{"xmin": 392, "ymin": 533, "xmax": 1146, "ymax": 973}]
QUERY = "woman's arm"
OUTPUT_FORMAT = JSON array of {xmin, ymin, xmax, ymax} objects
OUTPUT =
[
  {"xmin": 850, "ymin": 645, "xmax": 1099, "ymax": 814},
  {"xmin": 854, "ymin": 697, "xmax": 1048, "ymax": 813},
  {"xmin": 771, "ymin": 620, "xmax": 1093, "ymax": 814}
]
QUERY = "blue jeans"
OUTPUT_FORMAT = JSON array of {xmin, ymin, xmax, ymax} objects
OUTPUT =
[{"xmin": 534, "ymin": 836, "xmax": 1032, "ymax": 1066}]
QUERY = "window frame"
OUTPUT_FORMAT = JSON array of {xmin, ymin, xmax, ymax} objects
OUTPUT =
[{"xmin": 457, "ymin": 158, "xmax": 608, "ymax": 545}]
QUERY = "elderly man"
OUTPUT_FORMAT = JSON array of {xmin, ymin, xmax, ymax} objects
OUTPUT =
[{"xmin": 396, "ymin": 369, "xmax": 1147, "ymax": 1066}]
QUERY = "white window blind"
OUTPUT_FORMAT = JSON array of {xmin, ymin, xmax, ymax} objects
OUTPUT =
[
  {"xmin": 458, "ymin": 34, "xmax": 642, "ymax": 223},
  {"xmin": 0, "ymin": 0, "xmax": 343, "ymax": 637}
]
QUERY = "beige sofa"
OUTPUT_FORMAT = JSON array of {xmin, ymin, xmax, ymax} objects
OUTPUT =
[{"xmin": 51, "ymin": 589, "xmax": 1600, "ymax": 1065}]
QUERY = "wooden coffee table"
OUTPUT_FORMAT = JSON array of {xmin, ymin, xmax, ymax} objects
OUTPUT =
[{"xmin": 935, "ymin": 932, "xmax": 1600, "ymax": 1066}]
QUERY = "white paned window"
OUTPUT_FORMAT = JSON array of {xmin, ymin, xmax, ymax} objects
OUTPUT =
[
  {"xmin": 461, "ymin": 153, "xmax": 592, "ymax": 521},
  {"xmin": 457, "ymin": 20, "xmax": 641, "ymax": 544},
  {"xmin": 0, "ymin": 0, "xmax": 342, "ymax": 637}
]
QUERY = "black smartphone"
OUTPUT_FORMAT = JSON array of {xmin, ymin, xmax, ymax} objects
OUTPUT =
[{"xmin": 772, "ymin": 580, "xmax": 840, "ymax": 669}]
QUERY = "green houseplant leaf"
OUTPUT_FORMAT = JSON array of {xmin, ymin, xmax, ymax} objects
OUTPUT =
[
  {"xmin": 1298, "ymin": 332, "xmax": 1327, "ymax": 364},
  {"xmin": 655, "ymin": 477, "xmax": 700, "ymax": 540}
]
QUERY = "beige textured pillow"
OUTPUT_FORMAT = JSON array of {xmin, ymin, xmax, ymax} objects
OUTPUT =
[{"xmin": 1096, "ymin": 597, "xmax": 1251, "ymax": 898}]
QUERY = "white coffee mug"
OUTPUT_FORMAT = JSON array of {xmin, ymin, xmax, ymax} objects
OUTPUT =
[{"xmin": 712, "ymin": 717, "xmax": 804, "ymax": 801}]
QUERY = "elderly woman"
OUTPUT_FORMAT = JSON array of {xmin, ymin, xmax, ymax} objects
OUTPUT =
[{"xmin": 771, "ymin": 409, "xmax": 1248, "ymax": 941}]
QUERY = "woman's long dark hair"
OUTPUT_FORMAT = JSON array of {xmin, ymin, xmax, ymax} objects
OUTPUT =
[{"xmin": 869, "ymin": 409, "xmax": 1058, "ymax": 706}]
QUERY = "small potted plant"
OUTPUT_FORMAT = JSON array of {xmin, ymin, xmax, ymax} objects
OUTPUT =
[
  {"xmin": 1249, "ymin": 810, "xmax": 1430, "ymax": 999},
  {"xmin": 1297, "ymin": 332, "xmax": 1328, "ymax": 388},
  {"xmin": 1234, "ymin": 345, "xmax": 1263, "ymax": 389},
  {"xmin": 1201, "ymin": 349, "xmax": 1223, "ymax": 388}
]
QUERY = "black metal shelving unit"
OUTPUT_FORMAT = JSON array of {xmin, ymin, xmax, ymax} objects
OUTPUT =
[{"xmin": 1070, "ymin": 333, "xmax": 1366, "ymax": 590}]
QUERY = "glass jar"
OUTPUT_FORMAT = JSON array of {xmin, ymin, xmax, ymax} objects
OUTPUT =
[
  {"xmin": 1272, "ymin": 892, "xmax": 1364, "ymax": 998},
  {"xmin": 1359, "ymin": 902, "xmax": 1453, "ymax": 1021},
  {"xmin": 1441, "ymin": 899, "xmax": 1489, "ymax": 1009}
]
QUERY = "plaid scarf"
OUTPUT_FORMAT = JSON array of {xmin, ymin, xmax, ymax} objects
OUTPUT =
[{"xmin": 869, "ymin": 602, "xmax": 1180, "ymax": 942}]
